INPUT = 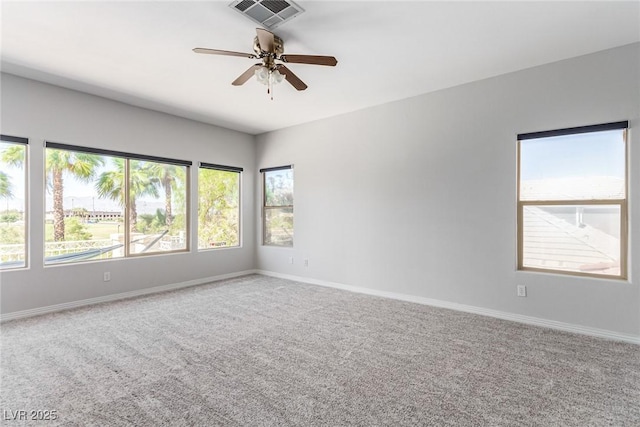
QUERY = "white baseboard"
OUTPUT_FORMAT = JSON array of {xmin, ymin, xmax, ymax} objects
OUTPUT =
[
  {"xmin": 256, "ymin": 270, "xmax": 640, "ymax": 345},
  {"xmin": 0, "ymin": 269, "xmax": 258, "ymax": 322}
]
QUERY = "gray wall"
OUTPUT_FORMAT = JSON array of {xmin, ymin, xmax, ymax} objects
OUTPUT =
[
  {"xmin": 256, "ymin": 43, "xmax": 640, "ymax": 337},
  {"xmin": 0, "ymin": 73, "xmax": 256, "ymax": 314},
  {"xmin": 2, "ymin": 44, "xmax": 638, "ymax": 338}
]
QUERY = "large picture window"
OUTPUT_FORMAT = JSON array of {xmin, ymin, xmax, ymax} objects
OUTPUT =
[
  {"xmin": 0, "ymin": 135, "xmax": 28, "ymax": 270},
  {"xmin": 44, "ymin": 142, "xmax": 190, "ymax": 265},
  {"xmin": 261, "ymin": 165, "xmax": 293, "ymax": 247},
  {"xmin": 517, "ymin": 121, "xmax": 628, "ymax": 278},
  {"xmin": 198, "ymin": 163, "xmax": 242, "ymax": 250}
]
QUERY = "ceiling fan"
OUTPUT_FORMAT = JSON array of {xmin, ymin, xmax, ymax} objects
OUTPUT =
[{"xmin": 193, "ymin": 28, "xmax": 337, "ymax": 95}]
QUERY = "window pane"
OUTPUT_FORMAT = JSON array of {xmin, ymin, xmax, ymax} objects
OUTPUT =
[
  {"xmin": 522, "ymin": 205, "xmax": 621, "ymax": 276},
  {"xmin": 45, "ymin": 149, "xmax": 124, "ymax": 265},
  {"xmin": 129, "ymin": 160, "xmax": 188, "ymax": 255},
  {"xmin": 198, "ymin": 168, "xmax": 240, "ymax": 249},
  {"xmin": 265, "ymin": 169, "xmax": 293, "ymax": 207},
  {"xmin": 264, "ymin": 207, "xmax": 293, "ymax": 246},
  {"xmin": 519, "ymin": 130, "xmax": 625, "ymax": 201},
  {"xmin": 0, "ymin": 142, "xmax": 27, "ymax": 269}
]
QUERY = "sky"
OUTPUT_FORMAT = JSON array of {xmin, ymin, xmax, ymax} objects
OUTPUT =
[
  {"xmin": 520, "ymin": 129, "xmax": 625, "ymax": 181},
  {"xmin": 1, "ymin": 150, "xmax": 166, "ymax": 214},
  {"xmin": 2, "ymin": 129, "xmax": 627, "ymax": 212}
]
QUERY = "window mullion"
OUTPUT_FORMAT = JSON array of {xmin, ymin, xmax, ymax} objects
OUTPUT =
[
  {"xmin": 124, "ymin": 158, "xmax": 130, "ymax": 257},
  {"xmin": 620, "ymin": 199, "xmax": 628, "ymax": 279}
]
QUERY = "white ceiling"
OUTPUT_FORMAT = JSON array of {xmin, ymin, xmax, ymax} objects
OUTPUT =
[{"xmin": 2, "ymin": 1, "xmax": 639, "ymax": 135}]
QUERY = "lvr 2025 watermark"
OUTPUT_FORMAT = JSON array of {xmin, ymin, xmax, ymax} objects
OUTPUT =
[{"xmin": 2, "ymin": 410, "xmax": 58, "ymax": 421}]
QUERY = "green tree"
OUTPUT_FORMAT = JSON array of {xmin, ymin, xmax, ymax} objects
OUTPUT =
[
  {"xmin": 65, "ymin": 217, "xmax": 92, "ymax": 241},
  {"xmin": 137, "ymin": 209, "xmax": 166, "ymax": 234},
  {"xmin": 198, "ymin": 169, "xmax": 239, "ymax": 248},
  {"xmin": 0, "ymin": 224, "xmax": 23, "ymax": 246},
  {"xmin": 46, "ymin": 149, "xmax": 104, "ymax": 241},
  {"xmin": 264, "ymin": 170, "xmax": 293, "ymax": 245},
  {"xmin": 96, "ymin": 159, "xmax": 158, "ymax": 233},
  {"xmin": 0, "ymin": 171, "xmax": 13, "ymax": 199},
  {"xmin": 0, "ymin": 212, "xmax": 20, "ymax": 223}
]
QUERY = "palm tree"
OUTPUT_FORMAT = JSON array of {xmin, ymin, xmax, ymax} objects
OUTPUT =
[
  {"xmin": 46, "ymin": 149, "xmax": 104, "ymax": 241},
  {"xmin": 1, "ymin": 144, "xmax": 25, "ymax": 167},
  {"xmin": 0, "ymin": 144, "xmax": 25, "ymax": 200},
  {"xmin": 96, "ymin": 159, "xmax": 158, "ymax": 233},
  {"xmin": 0, "ymin": 171, "xmax": 13, "ymax": 199},
  {"xmin": 147, "ymin": 163, "xmax": 182, "ymax": 227}
]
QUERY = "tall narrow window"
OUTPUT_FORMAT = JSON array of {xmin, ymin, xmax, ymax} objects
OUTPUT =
[
  {"xmin": 517, "ymin": 121, "xmax": 628, "ymax": 278},
  {"xmin": 261, "ymin": 165, "xmax": 293, "ymax": 246},
  {"xmin": 198, "ymin": 163, "xmax": 242, "ymax": 250},
  {"xmin": 0, "ymin": 135, "xmax": 28, "ymax": 269},
  {"xmin": 44, "ymin": 142, "xmax": 190, "ymax": 265}
]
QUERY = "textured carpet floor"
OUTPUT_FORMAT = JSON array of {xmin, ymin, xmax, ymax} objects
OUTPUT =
[{"xmin": 1, "ymin": 274, "xmax": 639, "ymax": 426}]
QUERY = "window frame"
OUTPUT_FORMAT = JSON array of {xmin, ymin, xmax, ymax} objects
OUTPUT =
[
  {"xmin": 516, "ymin": 121, "xmax": 629, "ymax": 279},
  {"xmin": 197, "ymin": 162, "xmax": 243, "ymax": 251},
  {"xmin": 0, "ymin": 134, "xmax": 29, "ymax": 270},
  {"xmin": 261, "ymin": 165, "xmax": 293, "ymax": 247},
  {"xmin": 44, "ymin": 141, "xmax": 191, "ymax": 265}
]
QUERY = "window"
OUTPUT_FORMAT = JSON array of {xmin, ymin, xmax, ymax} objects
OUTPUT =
[
  {"xmin": 0, "ymin": 135, "xmax": 28, "ymax": 270},
  {"xmin": 44, "ymin": 142, "xmax": 190, "ymax": 265},
  {"xmin": 198, "ymin": 163, "xmax": 242, "ymax": 249},
  {"xmin": 517, "ymin": 121, "xmax": 628, "ymax": 278},
  {"xmin": 261, "ymin": 165, "xmax": 293, "ymax": 246}
]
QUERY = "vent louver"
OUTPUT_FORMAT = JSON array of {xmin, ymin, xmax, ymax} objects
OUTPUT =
[{"xmin": 229, "ymin": 0, "xmax": 304, "ymax": 29}]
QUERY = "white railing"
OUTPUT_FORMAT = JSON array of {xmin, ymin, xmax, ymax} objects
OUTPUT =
[
  {"xmin": 0, "ymin": 244, "xmax": 25, "ymax": 263},
  {"xmin": 1, "ymin": 234, "xmax": 186, "ymax": 264},
  {"xmin": 44, "ymin": 239, "xmax": 115, "ymax": 258}
]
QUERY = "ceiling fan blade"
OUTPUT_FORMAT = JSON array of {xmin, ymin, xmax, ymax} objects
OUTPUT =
[
  {"xmin": 256, "ymin": 28, "xmax": 275, "ymax": 53},
  {"xmin": 279, "ymin": 54, "xmax": 338, "ymax": 66},
  {"xmin": 232, "ymin": 64, "xmax": 262, "ymax": 86},
  {"xmin": 277, "ymin": 65, "xmax": 308, "ymax": 91},
  {"xmin": 193, "ymin": 48, "xmax": 256, "ymax": 59}
]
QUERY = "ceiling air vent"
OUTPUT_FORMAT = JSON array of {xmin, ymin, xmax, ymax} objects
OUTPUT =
[{"xmin": 229, "ymin": 0, "xmax": 305, "ymax": 30}]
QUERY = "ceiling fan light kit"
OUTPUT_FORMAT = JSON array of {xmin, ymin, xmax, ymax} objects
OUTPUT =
[
  {"xmin": 193, "ymin": 27, "xmax": 337, "ymax": 99},
  {"xmin": 255, "ymin": 67, "xmax": 285, "ymax": 100}
]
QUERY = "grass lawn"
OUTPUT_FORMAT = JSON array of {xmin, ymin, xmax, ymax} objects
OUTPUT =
[{"xmin": 45, "ymin": 221, "xmax": 121, "ymax": 241}]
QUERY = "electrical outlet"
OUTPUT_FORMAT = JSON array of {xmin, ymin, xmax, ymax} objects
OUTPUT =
[
  {"xmin": 104, "ymin": 272, "xmax": 111, "ymax": 282},
  {"xmin": 517, "ymin": 285, "xmax": 527, "ymax": 297},
  {"xmin": 289, "ymin": 257, "xmax": 294, "ymax": 264},
  {"xmin": 304, "ymin": 259, "xmax": 309, "ymax": 267}
]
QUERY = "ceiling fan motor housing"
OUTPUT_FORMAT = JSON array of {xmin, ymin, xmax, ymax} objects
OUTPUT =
[
  {"xmin": 254, "ymin": 34, "xmax": 283, "ymax": 56},
  {"xmin": 254, "ymin": 33, "xmax": 283, "ymax": 70}
]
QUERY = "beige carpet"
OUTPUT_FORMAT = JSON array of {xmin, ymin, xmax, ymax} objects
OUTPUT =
[{"xmin": 1, "ymin": 274, "xmax": 639, "ymax": 426}]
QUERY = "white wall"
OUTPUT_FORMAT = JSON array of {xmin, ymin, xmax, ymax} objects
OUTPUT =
[
  {"xmin": 256, "ymin": 43, "xmax": 640, "ymax": 338},
  {"xmin": 0, "ymin": 73, "xmax": 256, "ymax": 314}
]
